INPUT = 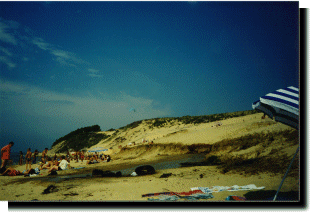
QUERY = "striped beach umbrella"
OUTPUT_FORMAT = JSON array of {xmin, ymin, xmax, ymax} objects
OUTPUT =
[
  {"xmin": 252, "ymin": 86, "xmax": 299, "ymax": 129},
  {"xmin": 252, "ymin": 86, "xmax": 299, "ymax": 201}
]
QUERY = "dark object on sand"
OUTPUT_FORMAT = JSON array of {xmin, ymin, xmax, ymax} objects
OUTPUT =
[
  {"xmin": 48, "ymin": 170, "xmax": 58, "ymax": 176},
  {"xmin": 92, "ymin": 169, "xmax": 104, "ymax": 177},
  {"xmin": 135, "ymin": 165, "xmax": 155, "ymax": 176},
  {"xmin": 159, "ymin": 173, "xmax": 172, "ymax": 178},
  {"xmin": 0, "ymin": 167, "xmax": 6, "ymax": 174},
  {"xmin": 64, "ymin": 192, "xmax": 79, "ymax": 196},
  {"xmin": 101, "ymin": 171, "xmax": 118, "ymax": 177},
  {"xmin": 115, "ymin": 171, "xmax": 122, "ymax": 177},
  {"xmin": 244, "ymin": 190, "xmax": 299, "ymax": 201},
  {"xmin": 42, "ymin": 185, "xmax": 59, "ymax": 194}
]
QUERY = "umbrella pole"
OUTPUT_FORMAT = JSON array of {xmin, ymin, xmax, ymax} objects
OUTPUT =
[{"xmin": 273, "ymin": 145, "xmax": 299, "ymax": 201}]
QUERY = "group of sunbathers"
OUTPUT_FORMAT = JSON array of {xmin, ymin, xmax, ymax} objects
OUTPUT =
[
  {"xmin": 85, "ymin": 154, "xmax": 111, "ymax": 165},
  {"xmin": 1, "ymin": 142, "xmax": 113, "ymax": 177},
  {"xmin": 39, "ymin": 155, "xmax": 70, "ymax": 172}
]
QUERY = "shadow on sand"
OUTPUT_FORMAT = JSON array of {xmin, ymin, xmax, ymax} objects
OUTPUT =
[{"xmin": 244, "ymin": 190, "xmax": 299, "ymax": 201}]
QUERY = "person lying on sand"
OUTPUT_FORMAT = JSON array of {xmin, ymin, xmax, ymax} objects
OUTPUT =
[
  {"xmin": 48, "ymin": 156, "xmax": 70, "ymax": 172},
  {"xmin": 86, "ymin": 156, "xmax": 98, "ymax": 165},
  {"xmin": 53, "ymin": 159, "xmax": 60, "ymax": 166},
  {"xmin": 99, "ymin": 154, "xmax": 106, "ymax": 162},
  {"xmin": 39, "ymin": 157, "xmax": 53, "ymax": 170},
  {"xmin": 1, "ymin": 167, "xmax": 36, "ymax": 176}
]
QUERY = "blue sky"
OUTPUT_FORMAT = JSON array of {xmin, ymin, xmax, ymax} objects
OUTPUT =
[{"xmin": 0, "ymin": 1, "xmax": 299, "ymax": 152}]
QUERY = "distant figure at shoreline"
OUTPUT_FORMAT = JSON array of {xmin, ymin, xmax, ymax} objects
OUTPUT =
[
  {"xmin": 19, "ymin": 151, "xmax": 23, "ymax": 165},
  {"xmin": 33, "ymin": 150, "xmax": 39, "ymax": 164},
  {"xmin": 41, "ymin": 148, "xmax": 48, "ymax": 164},
  {"xmin": 25, "ymin": 148, "xmax": 32, "ymax": 171},
  {"xmin": 1, "ymin": 141, "xmax": 14, "ymax": 169}
]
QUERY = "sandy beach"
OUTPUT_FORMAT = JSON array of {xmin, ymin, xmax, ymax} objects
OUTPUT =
[{"xmin": 0, "ymin": 113, "xmax": 300, "ymax": 202}]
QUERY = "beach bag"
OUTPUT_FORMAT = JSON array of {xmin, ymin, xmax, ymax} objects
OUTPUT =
[
  {"xmin": 28, "ymin": 169, "xmax": 36, "ymax": 175},
  {"xmin": 135, "ymin": 165, "xmax": 155, "ymax": 176}
]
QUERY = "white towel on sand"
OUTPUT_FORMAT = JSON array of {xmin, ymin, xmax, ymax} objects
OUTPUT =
[{"xmin": 191, "ymin": 184, "xmax": 265, "ymax": 193}]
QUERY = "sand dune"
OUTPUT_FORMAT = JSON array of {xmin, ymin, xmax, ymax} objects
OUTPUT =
[{"xmin": 0, "ymin": 113, "xmax": 299, "ymax": 202}]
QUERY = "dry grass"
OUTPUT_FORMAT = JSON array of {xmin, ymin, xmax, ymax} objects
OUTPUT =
[{"xmin": 207, "ymin": 129, "xmax": 299, "ymax": 176}]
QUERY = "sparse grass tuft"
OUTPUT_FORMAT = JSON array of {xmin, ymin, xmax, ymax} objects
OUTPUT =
[{"xmin": 208, "ymin": 129, "xmax": 299, "ymax": 175}]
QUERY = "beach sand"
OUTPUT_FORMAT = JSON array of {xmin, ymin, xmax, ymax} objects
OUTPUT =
[{"xmin": 0, "ymin": 113, "xmax": 299, "ymax": 202}]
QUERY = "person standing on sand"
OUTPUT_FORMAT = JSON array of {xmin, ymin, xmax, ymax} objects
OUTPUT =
[
  {"xmin": 41, "ymin": 148, "xmax": 48, "ymax": 164},
  {"xmin": 74, "ymin": 150, "xmax": 79, "ymax": 162},
  {"xmin": 53, "ymin": 153, "xmax": 57, "ymax": 161},
  {"xmin": 80, "ymin": 151, "xmax": 84, "ymax": 162},
  {"xmin": 19, "ymin": 151, "xmax": 23, "ymax": 165},
  {"xmin": 25, "ymin": 148, "xmax": 32, "ymax": 171},
  {"xmin": 1, "ymin": 141, "xmax": 14, "ymax": 169},
  {"xmin": 66, "ymin": 150, "xmax": 71, "ymax": 162},
  {"xmin": 33, "ymin": 150, "xmax": 38, "ymax": 164}
]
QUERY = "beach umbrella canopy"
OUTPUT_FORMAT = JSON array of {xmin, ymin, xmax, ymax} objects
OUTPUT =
[
  {"xmin": 88, "ymin": 148, "xmax": 108, "ymax": 152},
  {"xmin": 252, "ymin": 86, "xmax": 299, "ymax": 201},
  {"xmin": 252, "ymin": 86, "xmax": 299, "ymax": 129}
]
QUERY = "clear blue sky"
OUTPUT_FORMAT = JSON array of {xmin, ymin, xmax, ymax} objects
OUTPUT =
[{"xmin": 0, "ymin": 1, "xmax": 299, "ymax": 152}]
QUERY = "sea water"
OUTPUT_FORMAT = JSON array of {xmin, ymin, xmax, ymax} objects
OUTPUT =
[
  {"xmin": 6, "ymin": 152, "xmax": 40, "ymax": 165},
  {"xmin": 118, "ymin": 153, "xmax": 206, "ymax": 176}
]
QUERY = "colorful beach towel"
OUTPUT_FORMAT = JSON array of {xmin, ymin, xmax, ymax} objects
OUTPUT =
[
  {"xmin": 147, "ymin": 193, "xmax": 214, "ymax": 201},
  {"xmin": 142, "ymin": 189, "xmax": 203, "ymax": 197},
  {"xmin": 225, "ymin": 195, "xmax": 247, "ymax": 201},
  {"xmin": 191, "ymin": 184, "xmax": 265, "ymax": 193}
]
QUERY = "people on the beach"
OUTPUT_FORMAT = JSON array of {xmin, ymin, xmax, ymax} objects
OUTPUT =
[
  {"xmin": 48, "ymin": 155, "xmax": 70, "ymax": 172},
  {"xmin": 66, "ymin": 150, "xmax": 71, "ymax": 162},
  {"xmin": 19, "ymin": 151, "xmax": 23, "ymax": 165},
  {"xmin": 1, "ymin": 167, "xmax": 22, "ymax": 176},
  {"xmin": 106, "ymin": 155, "xmax": 111, "ymax": 162},
  {"xmin": 25, "ymin": 148, "xmax": 32, "ymax": 171},
  {"xmin": 1, "ymin": 167, "xmax": 38, "ymax": 176},
  {"xmin": 39, "ymin": 157, "xmax": 53, "ymax": 170},
  {"xmin": 41, "ymin": 148, "xmax": 48, "ymax": 164},
  {"xmin": 53, "ymin": 158, "xmax": 60, "ymax": 166},
  {"xmin": 80, "ymin": 151, "xmax": 84, "ymax": 162},
  {"xmin": 86, "ymin": 155, "xmax": 98, "ymax": 165},
  {"xmin": 74, "ymin": 150, "xmax": 79, "ymax": 162},
  {"xmin": 1, "ymin": 141, "xmax": 14, "ymax": 169},
  {"xmin": 33, "ymin": 149, "xmax": 39, "ymax": 164}
]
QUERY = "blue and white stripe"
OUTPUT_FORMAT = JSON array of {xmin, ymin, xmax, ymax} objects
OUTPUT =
[{"xmin": 252, "ymin": 86, "xmax": 299, "ymax": 129}]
